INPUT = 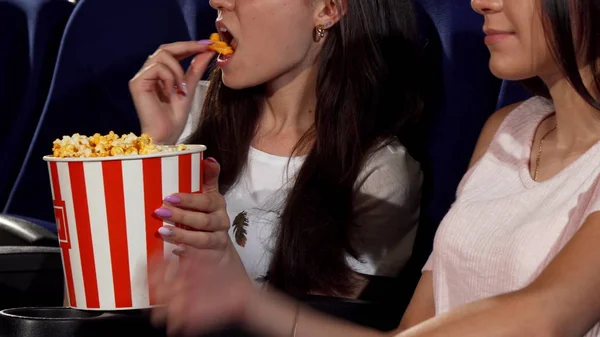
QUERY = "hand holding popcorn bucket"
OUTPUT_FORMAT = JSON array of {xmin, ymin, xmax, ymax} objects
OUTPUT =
[{"xmin": 44, "ymin": 132, "xmax": 205, "ymax": 310}]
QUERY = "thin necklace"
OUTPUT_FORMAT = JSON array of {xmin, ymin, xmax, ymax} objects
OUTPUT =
[{"xmin": 533, "ymin": 124, "xmax": 558, "ymax": 181}]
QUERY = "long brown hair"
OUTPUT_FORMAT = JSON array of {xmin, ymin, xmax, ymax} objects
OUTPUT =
[
  {"xmin": 522, "ymin": 0, "xmax": 600, "ymax": 110},
  {"xmin": 187, "ymin": 0, "xmax": 422, "ymax": 296}
]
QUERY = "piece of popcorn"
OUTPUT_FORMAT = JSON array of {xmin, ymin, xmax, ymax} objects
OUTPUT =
[
  {"xmin": 110, "ymin": 147, "xmax": 125, "ymax": 156},
  {"xmin": 51, "ymin": 132, "xmax": 189, "ymax": 158},
  {"xmin": 123, "ymin": 133, "xmax": 137, "ymax": 143},
  {"xmin": 125, "ymin": 147, "xmax": 139, "ymax": 155},
  {"xmin": 81, "ymin": 148, "xmax": 92, "ymax": 158},
  {"xmin": 90, "ymin": 133, "xmax": 102, "ymax": 146}
]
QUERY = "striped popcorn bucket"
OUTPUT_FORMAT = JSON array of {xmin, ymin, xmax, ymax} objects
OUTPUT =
[{"xmin": 43, "ymin": 145, "xmax": 206, "ymax": 311}]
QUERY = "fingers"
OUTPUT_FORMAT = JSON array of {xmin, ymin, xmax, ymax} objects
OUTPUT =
[
  {"xmin": 149, "ymin": 241, "xmax": 250, "ymax": 336},
  {"xmin": 153, "ymin": 41, "xmax": 213, "ymax": 61},
  {"xmin": 148, "ymin": 255, "xmax": 170, "ymax": 327},
  {"xmin": 151, "ymin": 280, "xmax": 189, "ymax": 331},
  {"xmin": 149, "ymin": 253, "xmax": 198, "ymax": 328},
  {"xmin": 158, "ymin": 225, "xmax": 229, "ymax": 250},
  {"xmin": 157, "ymin": 205, "xmax": 220, "ymax": 231},
  {"xmin": 163, "ymin": 191, "xmax": 226, "ymax": 214},
  {"xmin": 130, "ymin": 41, "xmax": 215, "ymax": 97},
  {"xmin": 203, "ymin": 158, "xmax": 221, "ymax": 192},
  {"xmin": 130, "ymin": 62, "xmax": 178, "ymax": 98},
  {"xmin": 149, "ymin": 247, "xmax": 223, "ymax": 335},
  {"xmin": 146, "ymin": 49, "xmax": 187, "ymax": 90},
  {"xmin": 165, "ymin": 290, "xmax": 188, "ymax": 336},
  {"xmin": 184, "ymin": 52, "xmax": 215, "ymax": 94},
  {"xmin": 150, "ymin": 306, "xmax": 167, "ymax": 328}
]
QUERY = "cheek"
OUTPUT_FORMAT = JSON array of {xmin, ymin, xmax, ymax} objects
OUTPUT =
[
  {"xmin": 221, "ymin": 22, "xmax": 314, "ymax": 88},
  {"xmin": 490, "ymin": 2, "xmax": 559, "ymax": 80},
  {"xmin": 488, "ymin": 30, "xmax": 555, "ymax": 81}
]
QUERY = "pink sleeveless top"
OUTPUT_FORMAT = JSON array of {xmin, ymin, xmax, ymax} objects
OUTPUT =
[{"xmin": 424, "ymin": 97, "xmax": 600, "ymax": 336}]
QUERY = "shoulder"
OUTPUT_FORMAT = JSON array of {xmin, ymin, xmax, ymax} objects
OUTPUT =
[
  {"xmin": 469, "ymin": 96, "xmax": 553, "ymax": 168},
  {"xmin": 349, "ymin": 140, "xmax": 422, "ymax": 275},
  {"xmin": 468, "ymin": 100, "xmax": 525, "ymax": 168},
  {"xmin": 178, "ymin": 80, "xmax": 211, "ymax": 143},
  {"xmin": 197, "ymin": 80, "xmax": 210, "ymax": 92},
  {"xmin": 193, "ymin": 80, "xmax": 210, "ymax": 105},
  {"xmin": 356, "ymin": 139, "xmax": 422, "ymax": 202},
  {"xmin": 194, "ymin": 80, "xmax": 210, "ymax": 106},
  {"xmin": 189, "ymin": 81, "xmax": 211, "ymax": 120},
  {"xmin": 363, "ymin": 140, "xmax": 421, "ymax": 182}
]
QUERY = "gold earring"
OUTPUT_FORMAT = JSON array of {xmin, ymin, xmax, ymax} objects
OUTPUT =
[{"xmin": 314, "ymin": 24, "xmax": 326, "ymax": 42}]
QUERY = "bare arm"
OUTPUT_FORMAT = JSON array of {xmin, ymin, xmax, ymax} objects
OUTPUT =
[
  {"xmin": 468, "ymin": 101, "xmax": 521, "ymax": 168},
  {"xmin": 395, "ymin": 211, "xmax": 600, "ymax": 337},
  {"xmin": 242, "ymin": 210, "xmax": 600, "ymax": 337},
  {"xmin": 243, "ymin": 288, "xmax": 386, "ymax": 337},
  {"xmin": 397, "ymin": 272, "xmax": 434, "ymax": 331},
  {"xmin": 236, "ymin": 101, "xmax": 537, "ymax": 337},
  {"xmin": 240, "ymin": 255, "xmax": 433, "ymax": 337},
  {"xmin": 394, "ymin": 102, "xmax": 522, "ymax": 331}
]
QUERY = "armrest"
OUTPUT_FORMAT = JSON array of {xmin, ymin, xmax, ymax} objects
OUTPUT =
[
  {"xmin": 0, "ymin": 246, "xmax": 64, "ymax": 310},
  {"xmin": 299, "ymin": 294, "xmax": 400, "ymax": 331},
  {"xmin": 0, "ymin": 215, "xmax": 58, "ymax": 246}
]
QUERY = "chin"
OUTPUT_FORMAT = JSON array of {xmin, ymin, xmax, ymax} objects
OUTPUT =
[
  {"xmin": 220, "ymin": 73, "xmax": 261, "ymax": 90},
  {"xmin": 220, "ymin": 74, "xmax": 244, "ymax": 90},
  {"xmin": 220, "ymin": 60, "xmax": 289, "ymax": 90},
  {"xmin": 488, "ymin": 57, "xmax": 535, "ymax": 81}
]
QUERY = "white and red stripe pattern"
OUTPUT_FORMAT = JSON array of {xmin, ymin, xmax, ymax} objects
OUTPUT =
[{"xmin": 44, "ymin": 145, "xmax": 206, "ymax": 310}]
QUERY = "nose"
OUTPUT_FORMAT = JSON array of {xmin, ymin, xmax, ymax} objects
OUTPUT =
[
  {"xmin": 471, "ymin": 0, "xmax": 503, "ymax": 15},
  {"xmin": 209, "ymin": 0, "xmax": 234, "ymax": 11}
]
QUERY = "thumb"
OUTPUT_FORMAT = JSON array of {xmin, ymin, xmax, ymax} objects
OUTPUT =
[
  {"xmin": 203, "ymin": 157, "xmax": 220, "ymax": 193},
  {"xmin": 184, "ymin": 52, "xmax": 215, "ymax": 93}
]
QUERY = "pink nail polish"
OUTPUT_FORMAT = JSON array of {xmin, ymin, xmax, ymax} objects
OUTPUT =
[
  {"xmin": 164, "ymin": 195, "xmax": 181, "ymax": 204},
  {"xmin": 206, "ymin": 157, "xmax": 218, "ymax": 164},
  {"xmin": 158, "ymin": 226, "xmax": 173, "ymax": 236},
  {"xmin": 179, "ymin": 82, "xmax": 188, "ymax": 96},
  {"xmin": 198, "ymin": 39, "xmax": 213, "ymax": 45},
  {"xmin": 155, "ymin": 208, "xmax": 172, "ymax": 218},
  {"xmin": 172, "ymin": 245, "xmax": 186, "ymax": 255}
]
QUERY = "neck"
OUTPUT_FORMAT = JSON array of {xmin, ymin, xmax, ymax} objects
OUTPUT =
[
  {"xmin": 261, "ymin": 59, "xmax": 319, "ymax": 138},
  {"xmin": 543, "ymin": 64, "xmax": 600, "ymax": 148}
]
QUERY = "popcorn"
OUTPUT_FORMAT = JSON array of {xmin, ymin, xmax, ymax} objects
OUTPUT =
[{"xmin": 52, "ymin": 132, "xmax": 188, "ymax": 158}]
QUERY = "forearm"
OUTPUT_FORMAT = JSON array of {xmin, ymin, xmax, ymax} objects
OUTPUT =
[
  {"xmin": 242, "ymin": 289, "xmax": 387, "ymax": 337},
  {"xmin": 239, "ymin": 276, "xmax": 553, "ymax": 337},
  {"xmin": 395, "ymin": 291, "xmax": 555, "ymax": 337}
]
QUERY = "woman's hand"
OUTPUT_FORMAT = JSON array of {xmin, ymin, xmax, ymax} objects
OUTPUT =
[
  {"xmin": 149, "ymin": 244, "xmax": 254, "ymax": 336},
  {"xmin": 153, "ymin": 158, "xmax": 230, "ymax": 255},
  {"xmin": 149, "ymin": 158, "xmax": 254, "ymax": 336},
  {"xmin": 129, "ymin": 41, "xmax": 215, "ymax": 144}
]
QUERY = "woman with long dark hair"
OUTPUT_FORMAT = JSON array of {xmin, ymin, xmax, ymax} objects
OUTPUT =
[
  {"xmin": 149, "ymin": 0, "xmax": 600, "ymax": 336},
  {"xmin": 129, "ymin": 0, "xmax": 423, "ymax": 298}
]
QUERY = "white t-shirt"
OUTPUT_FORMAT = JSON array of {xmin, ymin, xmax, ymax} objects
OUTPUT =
[{"xmin": 178, "ymin": 82, "xmax": 423, "ymax": 281}]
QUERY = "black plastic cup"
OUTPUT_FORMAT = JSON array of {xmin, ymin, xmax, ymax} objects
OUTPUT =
[{"xmin": 0, "ymin": 307, "xmax": 165, "ymax": 337}]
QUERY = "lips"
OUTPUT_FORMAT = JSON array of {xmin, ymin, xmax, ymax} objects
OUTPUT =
[
  {"xmin": 483, "ymin": 28, "xmax": 515, "ymax": 45},
  {"xmin": 483, "ymin": 28, "xmax": 515, "ymax": 37},
  {"xmin": 216, "ymin": 21, "xmax": 236, "ymax": 52}
]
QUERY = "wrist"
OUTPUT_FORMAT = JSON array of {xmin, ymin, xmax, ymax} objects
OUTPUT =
[
  {"xmin": 239, "ymin": 284, "xmax": 263, "ymax": 326},
  {"xmin": 223, "ymin": 242, "xmax": 257, "ymax": 326},
  {"xmin": 240, "ymin": 285, "xmax": 303, "ymax": 337}
]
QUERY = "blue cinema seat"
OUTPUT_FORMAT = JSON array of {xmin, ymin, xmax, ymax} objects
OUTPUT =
[
  {"xmin": 4, "ymin": 0, "xmax": 196, "ymax": 223},
  {"xmin": 0, "ymin": 0, "xmax": 74, "ymax": 208}
]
